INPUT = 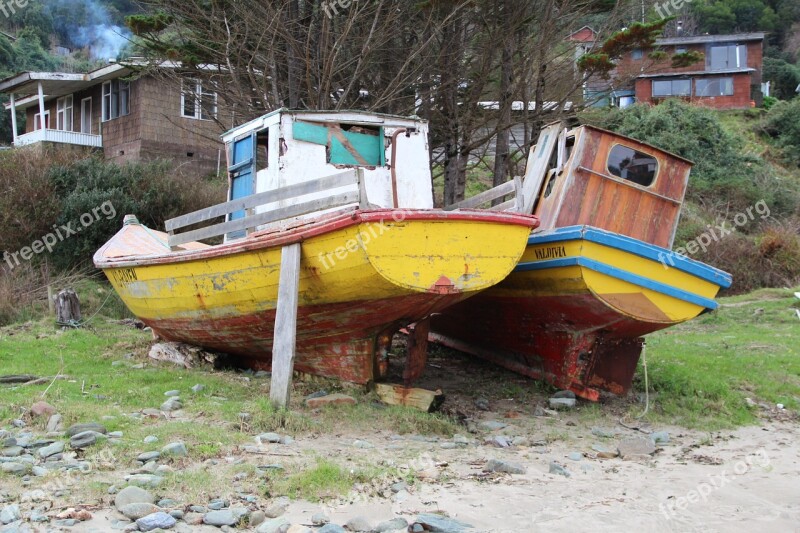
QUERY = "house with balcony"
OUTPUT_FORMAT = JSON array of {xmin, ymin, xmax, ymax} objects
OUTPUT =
[
  {"xmin": 0, "ymin": 61, "xmax": 227, "ymax": 174},
  {"xmin": 614, "ymin": 32, "xmax": 765, "ymax": 109}
]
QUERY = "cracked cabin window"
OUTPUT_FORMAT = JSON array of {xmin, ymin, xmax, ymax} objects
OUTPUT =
[
  {"xmin": 607, "ymin": 145, "xmax": 658, "ymax": 187},
  {"xmin": 293, "ymin": 121, "xmax": 383, "ymax": 166}
]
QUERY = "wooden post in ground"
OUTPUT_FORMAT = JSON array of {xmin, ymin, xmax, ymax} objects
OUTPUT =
[
  {"xmin": 55, "ymin": 289, "xmax": 81, "ymax": 325},
  {"xmin": 269, "ymin": 243, "xmax": 302, "ymax": 409}
]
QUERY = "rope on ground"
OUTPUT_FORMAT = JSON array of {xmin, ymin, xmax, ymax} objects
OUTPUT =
[{"xmin": 635, "ymin": 342, "xmax": 650, "ymax": 419}]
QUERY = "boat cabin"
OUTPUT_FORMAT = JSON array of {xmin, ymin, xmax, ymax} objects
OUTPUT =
[
  {"xmin": 219, "ymin": 109, "xmax": 433, "ymax": 239},
  {"xmin": 524, "ymin": 124, "xmax": 692, "ymax": 249}
]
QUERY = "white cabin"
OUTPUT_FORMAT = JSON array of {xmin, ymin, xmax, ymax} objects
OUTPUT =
[{"xmin": 220, "ymin": 110, "xmax": 433, "ymax": 237}]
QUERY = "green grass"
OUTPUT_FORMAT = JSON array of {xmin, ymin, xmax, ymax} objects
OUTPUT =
[
  {"xmin": 264, "ymin": 458, "xmax": 398, "ymax": 502},
  {"xmin": 633, "ymin": 287, "xmax": 800, "ymax": 430}
]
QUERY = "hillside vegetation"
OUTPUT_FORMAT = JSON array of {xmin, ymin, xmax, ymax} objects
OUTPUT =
[{"xmin": 581, "ymin": 99, "xmax": 800, "ymax": 293}]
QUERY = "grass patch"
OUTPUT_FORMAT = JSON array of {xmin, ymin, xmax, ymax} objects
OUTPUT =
[
  {"xmin": 633, "ymin": 287, "xmax": 800, "ymax": 430},
  {"xmin": 265, "ymin": 458, "xmax": 390, "ymax": 502}
]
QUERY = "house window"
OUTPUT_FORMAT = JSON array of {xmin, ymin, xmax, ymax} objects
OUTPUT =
[
  {"xmin": 695, "ymin": 77, "xmax": 734, "ymax": 97},
  {"xmin": 708, "ymin": 44, "xmax": 746, "ymax": 71},
  {"xmin": 56, "ymin": 95, "xmax": 73, "ymax": 131},
  {"xmin": 607, "ymin": 144, "xmax": 658, "ymax": 187},
  {"xmin": 676, "ymin": 46, "xmax": 687, "ymax": 54},
  {"xmin": 181, "ymin": 80, "xmax": 217, "ymax": 120},
  {"xmin": 632, "ymin": 48, "xmax": 643, "ymax": 60},
  {"xmin": 652, "ymin": 79, "xmax": 691, "ymax": 97},
  {"xmin": 102, "ymin": 80, "xmax": 130, "ymax": 121},
  {"xmin": 33, "ymin": 111, "xmax": 50, "ymax": 131}
]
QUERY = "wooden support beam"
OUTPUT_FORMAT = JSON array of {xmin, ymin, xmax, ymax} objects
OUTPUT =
[
  {"xmin": 375, "ymin": 383, "xmax": 444, "ymax": 413},
  {"xmin": 403, "ymin": 319, "xmax": 430, "ymax": 386},
  {"xmin": 269, "ymin": 243, "xmax": 302, "ymax": 409}
]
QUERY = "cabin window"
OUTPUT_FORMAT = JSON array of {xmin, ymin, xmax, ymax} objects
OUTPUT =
[
  {"xmin": 607, "ymin": 144, "xmax": 658, "ymax": 187},
  {"xmin": 652, "ymin": 79, "xmax": 691, "ymax": 97},
  {"xmin": 695, "ymin": 77, "xmax": 734, "ymax": 97},
  {"xmin": 256, "ymin": 130, "xmax": 269, "ymax": 172},
  {"xmin": 181, "ymin": 80, "xmax": 218, "ymax": 120},
  {"xmin": 102, "ymin": 80, "xmax": 130, "ymax": 121},
  {"xmin": 56, "ymin": 95, "xmax": 73, "ymax": 131},
  {"xmin": 293, "ymin": 121, "xmax": 384, "ymax": 167}
]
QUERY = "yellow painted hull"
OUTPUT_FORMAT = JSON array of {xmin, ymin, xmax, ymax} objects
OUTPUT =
[
  {"xmin": 95, "ymin": 209, "xmax": 536, "ymax": 383},
  {"xmin": 431, "ymin": 226, "xmax": 732, "ymax": 399}
]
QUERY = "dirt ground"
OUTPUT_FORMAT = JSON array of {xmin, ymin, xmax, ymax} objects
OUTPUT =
[{"xmin": 2, "ymin": 349, "xmax": 799, "ymax": 533}]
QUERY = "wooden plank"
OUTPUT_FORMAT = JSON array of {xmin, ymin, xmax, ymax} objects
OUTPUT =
[
  {"xmin": 165, "ymin": 170, "xmax": 358, "ymax": 231},
  {"xmin": 445, "ymin": 180, "xmax": 515, "ymax": 210},
  {"xmin": 269, "ymin": 243, "xmax": 302, "ymax": 409},
  {"xmin": 374, "ymin": 383, "xmax": 444, "ymax": 412},
  {"xmin": 488, "ymin": 199, "xmax": 517, "ymax": 211},
  {"xmin": 520, "ymin": 123, "xmax": 562, "ymax": 214},
  {"xmin": 357, "ymin": 168, "xmax": 369, "ymax": 209},
  {"xmin": 169, "ymin": 191, "xmax": 360, "ymax": 247}
]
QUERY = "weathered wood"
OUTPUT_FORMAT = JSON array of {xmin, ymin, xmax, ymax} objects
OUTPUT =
[
  {"xmin": 47, "ymin": 285, "xmax": 55, "ymax": 316},
  {"xmin": 520, "ymin": 122, "xmax": 562, "ymax": 214},
  {"xmin": 357, "ymin": 168, "xmax": 369, "ymax": 209},
  {"xmin": 488, "ymin": 199, "xmax": 517, "ymax": 212},
  {"xmin": 169, "ymin": 191, "xmax": 360, "ymax": 248},
  {"xmin": 375, "ymin": 383, "xmax": 444, "ymax": 412},
  {"xmin": 165, "ymin": 170, "xmax": 360, "ymax": 232},
  {"xmin": 404, "ymin": 319, "xmax": 431, "ymax": 385},
  {"xmin": 445, "ymin": 180, "xmax": 515, "ymax": 210},
  {"xmin": 0, "ymin": 375, "xmax": 38, "ymax": 384},
  {"xmin": 269, "ymin": 243, "xmax": 302, "ymax": 409},
  {"xmin": 55, "ymin": 289, "xmax": 81, "ymax": 324}
]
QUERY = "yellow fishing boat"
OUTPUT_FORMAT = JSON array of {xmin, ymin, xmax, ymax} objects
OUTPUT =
[{"xmin": 95, "ymin": 110, "xmax": 536, "ymax": 384}]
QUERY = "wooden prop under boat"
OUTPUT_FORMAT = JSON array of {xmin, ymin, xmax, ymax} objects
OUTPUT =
[{"xmin": 431, "ymin": 123, "xmax": 732, "ymax": 400}]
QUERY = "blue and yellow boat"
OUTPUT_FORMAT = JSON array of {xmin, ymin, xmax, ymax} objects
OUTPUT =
[{"xmin": 432, "ymin": 124, "xmax": 732, "ymax": 400}]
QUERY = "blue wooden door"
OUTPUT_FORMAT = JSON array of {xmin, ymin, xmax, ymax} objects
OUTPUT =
[{"xmin": 227, "ymin": 134, "xmax": 256, "ymax": 240}]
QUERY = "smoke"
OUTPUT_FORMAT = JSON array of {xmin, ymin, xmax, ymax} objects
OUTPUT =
[{"xmin": 45, "ymin": 0, "xmax": 133, "ymax": 59}]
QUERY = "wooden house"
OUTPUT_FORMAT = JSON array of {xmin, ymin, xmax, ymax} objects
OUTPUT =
[{"xmin": 0, "ymin": 61, "xmax": 227, "ymax": 175}]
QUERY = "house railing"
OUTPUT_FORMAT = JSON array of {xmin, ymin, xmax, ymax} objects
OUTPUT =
[
  {"xmin": 15, "ymin": 129, "xmax": 103, "ymax": 148},
  {"xmin": 165, "ymin": 169, "xmax": 368, "ymax": 250}
]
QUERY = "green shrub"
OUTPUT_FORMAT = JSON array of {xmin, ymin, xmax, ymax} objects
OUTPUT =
[
  {"xmin": 47, "ymin": 157, "xmax": 226, "ymax": 268},
  {"xmin": 763, "ymin": 97, "xmax": 800, "ymax": 167}
]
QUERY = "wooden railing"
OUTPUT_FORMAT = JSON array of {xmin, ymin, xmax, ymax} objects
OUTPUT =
[
  {"xmin": 165, "ymin": 169, "xmax": 367, "ymax": 250},
  {"xmin": 444, "ymin": 176, "xmax": 524, "ymax": 212}
]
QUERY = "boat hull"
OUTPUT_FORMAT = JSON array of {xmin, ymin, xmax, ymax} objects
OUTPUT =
[
  {"xmin": 95, "ymin": 209, "xmax": 536, "ymax": 384},
  {"xmin": 430, "ymin": 226, "xmax": 732, "ymax": 400}
]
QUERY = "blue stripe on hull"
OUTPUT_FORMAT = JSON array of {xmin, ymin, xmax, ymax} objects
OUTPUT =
[
  {"xmin": 514, "ymin": 256, "xmax": 719, "ymax": 310},
  {"xmin": 528, "ymin": 226, "xmax": 732, "ymax": 288}
]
